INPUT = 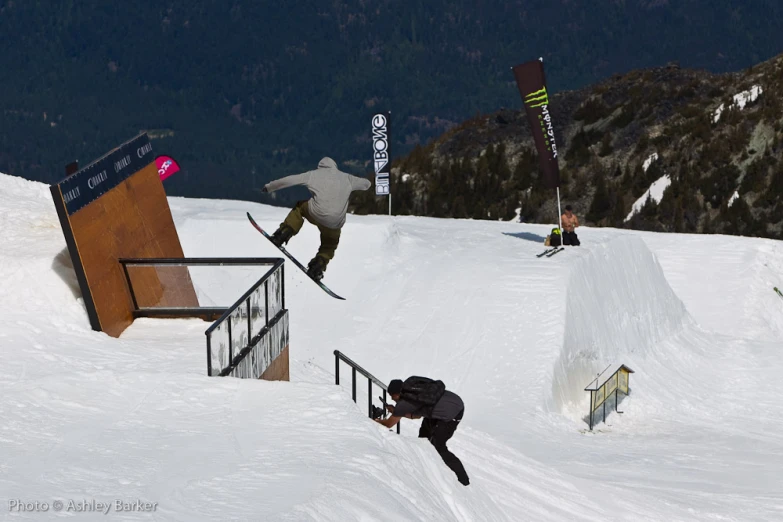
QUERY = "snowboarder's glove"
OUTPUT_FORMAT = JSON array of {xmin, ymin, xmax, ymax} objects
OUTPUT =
[{"xmin": 261, "ymin": 186, "xmax": 269, "ymax": 193}]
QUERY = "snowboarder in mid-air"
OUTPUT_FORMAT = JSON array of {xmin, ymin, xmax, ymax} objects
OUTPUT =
[{"xmin": 261, "ymin": 157, "xmax": 371, "ymax": 281}]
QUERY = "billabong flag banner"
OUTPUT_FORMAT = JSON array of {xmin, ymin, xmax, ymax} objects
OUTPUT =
[
  {"xmin": 155, "ymin": 155, "xmax": 180, "ymax": 181},
  {"xmin": 512, "ymin": 59, "xmax": 560, "ymax": 189},
  {"xmin": 371, "ymin": 112, "xmax": 391, "ymax": 196}
]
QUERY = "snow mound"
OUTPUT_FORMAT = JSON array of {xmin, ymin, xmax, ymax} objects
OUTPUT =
[{"xmin": 551, "ymin": 235, "xmax": 690, "ymax": 414}]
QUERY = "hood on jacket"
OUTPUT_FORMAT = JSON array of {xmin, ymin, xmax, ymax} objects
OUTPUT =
[{"xmin": 317, "ymin": 157, "xmax": 337, "ymax": 169}]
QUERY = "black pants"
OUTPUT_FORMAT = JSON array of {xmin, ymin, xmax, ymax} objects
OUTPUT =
[
  {"xmin": 562, "ymin": 231, "xmax": 580, "ymax": 246},
  {"xmin": 418, "ymin": 410, "xmax": 469, "ymax": 485}
]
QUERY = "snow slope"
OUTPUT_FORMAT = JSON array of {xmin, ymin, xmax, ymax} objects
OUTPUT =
[
  {"xmin": 713, "ymin": 84, "xmax": 764, "ymax": 123},
  {"xmin": 2, "ymin": 172, "xmax": 783, "ymax": 521},
  {"xmin": 625, "ymin": 174, "xmax": 671, "ymax": 222}
]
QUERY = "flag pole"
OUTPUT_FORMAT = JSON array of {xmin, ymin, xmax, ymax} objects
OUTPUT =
[
  {"xmin": 557, "ymin": 187, "xmax": 562, "ymax": 231},
  {"xmin": 389, "ymin": 109, "xmax": 392, "ymax": 217},
  {"xmin": 546, "ymin": 55, "xmax": 561, "ymax": 232},
  {"xmin": 538, "ymin": 56, "xmax": 563, "ymax": 232}
]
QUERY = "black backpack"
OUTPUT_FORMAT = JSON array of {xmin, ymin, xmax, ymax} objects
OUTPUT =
[
  {"xmin": 549, "ymin": 227, "xmax": 562, "ymax": 246},
  {"xmin": 399, "ymin": 376, "xmax": 446, "ymax": 415}
]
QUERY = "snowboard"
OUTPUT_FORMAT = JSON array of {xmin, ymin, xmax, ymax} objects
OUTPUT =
[{"xmin": 247, "ymin": 212, "xmax": 345, "ymax": 300}]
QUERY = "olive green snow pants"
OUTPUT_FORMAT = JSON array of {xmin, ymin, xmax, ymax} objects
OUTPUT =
[{"xmin": 282, "ymin": 200, "xmax": 341, "ymax": 267}]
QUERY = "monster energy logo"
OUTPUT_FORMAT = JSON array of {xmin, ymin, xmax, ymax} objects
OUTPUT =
[
  {"xmin": 524, "ymin": 87, "xmax": 549, "ymax": 108},
  {"xmin": 538, "ymin": 106, "xmax": 558, "ymax": 158}
]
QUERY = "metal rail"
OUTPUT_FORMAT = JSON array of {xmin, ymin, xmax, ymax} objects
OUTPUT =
[{"xmin": 334, "ymin": 350, "xmax": 400, "ymax": 434}]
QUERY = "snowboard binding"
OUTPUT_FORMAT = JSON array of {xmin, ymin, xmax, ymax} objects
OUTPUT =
[
  {"xmin": 270, "ymin": 225, "xmax": 294, "ymax": 247},
  {"xmin": 307, "ymin": 256, "xmax": 327, "ymax": 282}
]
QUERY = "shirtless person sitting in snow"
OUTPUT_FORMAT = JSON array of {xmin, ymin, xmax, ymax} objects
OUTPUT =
[{"xmin": 560, "ymin": 205, "xmax": 580, "ymax": 246}]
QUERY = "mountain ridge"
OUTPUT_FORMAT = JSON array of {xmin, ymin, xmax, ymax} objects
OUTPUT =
[{"xmin": 351, "ymin": 52, "xmax": 783, "ymax": 239}]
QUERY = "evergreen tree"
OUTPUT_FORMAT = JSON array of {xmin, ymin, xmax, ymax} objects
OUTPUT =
[
  {"xmin": 611, "ymin": 191, "xmax": 627, "ymax": 226},
  {"xmin": 513, "ymin": 156, "xmax": 533, "ymax": 191},
  {"xmin": 451, "ymin": 195, "xmax": 468, "ymax": 218},
  {"xmin": 702, "ymin": 208, "xmax": 714, "ymax": 234},
  {"xmin": 673, "ymin": 201, "xmax": 685, "ymax": 232},
  {"xmin": 587, "ymin": 172, "xmax": 612, "ymax": 223},
  {"xmin": 598, "ymin": 132, "xmax": 613, "ymax": 157},
  {"xmin": 475, "ymin": 154, "xmax": 490, "ymax": 197}
]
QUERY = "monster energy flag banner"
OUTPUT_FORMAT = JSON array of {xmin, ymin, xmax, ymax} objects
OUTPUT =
[
  {"xmin": 512, "ymin": 59, "xmax": 560, "ymax": 189},
  {"xmin": 371, "ymin": 112, "xmax": 391, "ymax": 196}
]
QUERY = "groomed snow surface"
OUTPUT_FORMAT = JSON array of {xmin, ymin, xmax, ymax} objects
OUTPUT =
[{"xmin": 2, "ymin": 172, "xmax": 783, "ymax": 521}]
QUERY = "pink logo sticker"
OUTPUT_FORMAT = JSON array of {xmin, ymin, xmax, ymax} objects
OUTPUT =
[{"xmin": 155, "ymin": 155, "xmax": 180, "ymax": 181}]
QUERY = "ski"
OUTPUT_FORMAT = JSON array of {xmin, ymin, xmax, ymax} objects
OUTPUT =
[
  {"xmin": 775, "ymin": 287, "xmax": 783, "ymax": 299},
  {"xmin": 546, "ymin": 247, "xmax": 565, "ymax": 257},
  {"xmin": 536, "ymin": 248, "xmax": 556, "ymax": 257}
]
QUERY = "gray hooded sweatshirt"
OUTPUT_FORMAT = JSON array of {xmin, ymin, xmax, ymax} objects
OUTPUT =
[{"xmin": 264, "ymin": 157, "xmax": 372, "ymax": 229}]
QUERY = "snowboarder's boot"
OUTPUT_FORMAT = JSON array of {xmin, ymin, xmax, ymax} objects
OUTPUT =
[
  {"xmin": 307, "ymin": 255, "xmax": 327, "ymax": 281},
  {"xmin": 270, "ymin": 224, "xmax": 294, "ymax": 247}
]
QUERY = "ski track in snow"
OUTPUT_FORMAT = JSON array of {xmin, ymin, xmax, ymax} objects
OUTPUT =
[{"xmin": 1, "ymin": 173, "xmax": 783, "ymax": 521}]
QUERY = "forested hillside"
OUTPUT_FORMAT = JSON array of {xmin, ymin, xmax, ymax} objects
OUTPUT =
[
  {"xmin": 352, "ymin": 54, "xmax": 783, "ymax": 239},
  {"xmin": 2, "ymin": 1, "xmax": 783, "ymax": 207}
]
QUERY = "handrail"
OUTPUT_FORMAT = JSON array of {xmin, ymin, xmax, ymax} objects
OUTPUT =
[
  {"xmin": 334, "ymin": 350, "xmax": 387, "ymax": 389},
  {"xmin": 133, "ymin": 307, "xmax": 226, "ymax": 317},
  {"xmin": 334, "ymin": 350, "xmax": 400, "ymax": 434},
  {"xmin": 205, "ymin": 262, "xmax": 286, "ymax": 376},
  {"xmin": 204, "ymin": 260, "xmax": 283, "ymax": 336},
  {"xmin": 119, "ymin": 257, "xmax": 284, "ymax": 335},
  {"xmin": 119, "ymin": 257, "xmax": 287, "ymax": 377},
  {"xmin": 584, "ymin": 363, "xmax": 612, "ymax": 390},
  {"xmin": 119, "ymin": 257, "xmax": 284, "ymax": 265},
  {"xmin": 584, "ymin": 364, "xmax": 635, "ymax": 430}
]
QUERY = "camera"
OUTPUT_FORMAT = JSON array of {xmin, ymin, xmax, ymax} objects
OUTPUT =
[{"xmin": 371, "ymin": 405, "xmax": 385, "ymax": 420}]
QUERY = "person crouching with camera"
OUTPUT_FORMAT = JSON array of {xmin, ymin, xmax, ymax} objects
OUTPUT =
[{"xmin": 374, "ymin": 377, "xmax": 470, "ymax": 486}]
